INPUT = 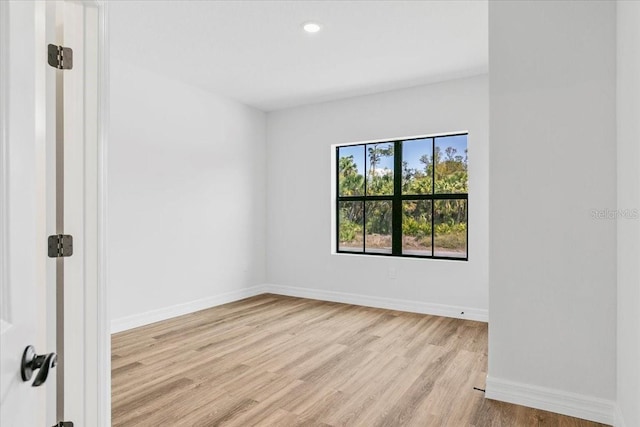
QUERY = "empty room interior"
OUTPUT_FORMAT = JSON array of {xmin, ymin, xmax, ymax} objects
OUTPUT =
[{"xmin": 107, "ymin": 1, "xmax": 640, "ymax": 426}]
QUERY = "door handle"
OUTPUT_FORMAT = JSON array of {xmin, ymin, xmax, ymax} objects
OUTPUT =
[{"xmin": 20, "ymin": 345, "xmax": 57, "ymax": 387}]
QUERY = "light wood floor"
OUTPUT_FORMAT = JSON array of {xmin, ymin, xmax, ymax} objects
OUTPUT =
[{"xmin": 112, "ymin": 294, "xmax": 609, "ymax": 427}]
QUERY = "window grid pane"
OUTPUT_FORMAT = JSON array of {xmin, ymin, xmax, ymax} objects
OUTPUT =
[
  {"xmin": 402, "ymin": 200, "xmax": 432, "ymax": 256},
  {"xmin": 338, "ymin": 201, "xmax": 363, "ymax": 252},
  {"xmin": 365, "ymin": 200, "xmax": 392, "ymax": 254},
  {"xmin": 434, "ymin": 135, "xmax": 468, "ymax": 194},
  {"xmin": 433, "ymin": 199, "xmax": 467, "ymax": 258},
  {"xmin": 338, "ymin": 145, "xmax": 365, "ymax": 197},
  {"xmin": 365, "ymin": 143, "xmax": 394, "ymax": 196},
  {"xmin": 402, "ymin": 138, "xmax": 433, "ymax": 195}
]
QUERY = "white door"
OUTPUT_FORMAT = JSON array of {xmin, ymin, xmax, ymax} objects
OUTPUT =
[
  {"xmin": 1, "ymin": 2, "xmax": 55, "ymax": 426},
  {"xmin": 0, "ymin": 2, "xmax": 104, "ymax": 426}
]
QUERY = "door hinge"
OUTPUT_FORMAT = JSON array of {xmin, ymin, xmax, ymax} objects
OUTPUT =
[
  {"xmin": 48, "ymin": 234, "xmax": 73, "ymax": 258},
  {"xmin": 52, "ymin": 422, "xmax": 74, "ymax": 427},
  {"xmin": 48, "ymin": 44, "xmax": 73, "ymax": 70}
]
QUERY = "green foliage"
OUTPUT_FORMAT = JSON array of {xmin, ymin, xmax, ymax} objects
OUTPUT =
[
  {"xmin": 403, "ymin": 147, "xmax": 468, "ymax": 194},
  {"xmin": 402, "ymin": 215, "xmax": 431, "ymax": 237},
  {"xmin": 402, "ymin": 200, "xmax": 431, "ymax": 237},
  {"xmin": 339, "ymin": 219, "xmax": 362, "ymax": 242},
  {"xmin": 403, "ymin": 172, "xmax": 432, "ymax": 194},
  {"xmin": 365, "ymin": 201, "xmax": 391, "ymax": 235},
  {"xmin": 434, "ymin": 221, "xmax": 466, "ymax": 234},
  {"xmin": 339, "ymin": 155, "xmax": 364, "ymax": 196},
  {"xmin": 367, "ymin": 173, "xmax": 394, "ymax": 196}
]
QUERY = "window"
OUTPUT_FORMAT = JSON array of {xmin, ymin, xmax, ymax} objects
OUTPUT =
[{"xmin": 336, "ymin": 134, "xmax": 468, "ymax": 260}]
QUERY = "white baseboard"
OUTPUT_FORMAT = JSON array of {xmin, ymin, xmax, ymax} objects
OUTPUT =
[
  {"xmin": 263, "ymin": 283, "xmax": 488, "ymax": 322},
  {"xmin": 111, "ymin": 283, "xmax": 488, "ymax": 333},
  {"xmin": 485, "ymin": 376, "xmax": 615, "ymax": 425},
  {"xmin": 110, "ymin": 284, "xmax": 268, "ymax": 333},
  {"xmin": 614, "ymin": 404, "xmax": 628, "ymax": 427}
]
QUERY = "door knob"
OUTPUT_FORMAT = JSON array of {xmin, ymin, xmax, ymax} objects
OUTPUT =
[{"xmin": 21, "ymin": 345, "xmax": 57, "ymax": 387}]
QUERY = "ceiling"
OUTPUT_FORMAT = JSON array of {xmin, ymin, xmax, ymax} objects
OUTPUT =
[{"xmin": 110, "ymin": 1, "xmax": 488, "ymax": 112}]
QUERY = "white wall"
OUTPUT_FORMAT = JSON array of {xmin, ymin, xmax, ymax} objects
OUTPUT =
[
  {"xmin": 108, "ymin": 57, "xmax": 267, "ymax": 329},
  {"xmin": 266, "ymin": 75, "xmax": 489, "ymax": 318},
  {"xmin": 617, "ymin": 2, "xmax": 640, "ymax": 426},
  {"xmin": 487, "ymin": 0, "xmax": 617, "ymax": 423}
]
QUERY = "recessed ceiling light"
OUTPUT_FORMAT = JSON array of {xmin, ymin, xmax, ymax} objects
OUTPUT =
[{"xmin": 302, "ymin": 22, "xmax": 322, "ymax": 34}]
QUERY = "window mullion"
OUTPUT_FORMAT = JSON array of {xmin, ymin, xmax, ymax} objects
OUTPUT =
[
  {"xmin": 336, "ymin": 147, "xmax": 340, "ymax": 253},
  {"xmin": 362, "ymin": 145, "xmax": 367, "ymax": 252},
  {"xmin": 431, "ymin": 138, "xmax": 435, "ymax": 257},
  {"xmin": 392, "ymin": 141, "xmax": 402, "ymax": 255}
]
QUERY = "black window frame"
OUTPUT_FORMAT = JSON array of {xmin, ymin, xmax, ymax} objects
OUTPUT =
[{"xmin": 335, "ymin": 133, "xmax": 469, "ymax": 261}]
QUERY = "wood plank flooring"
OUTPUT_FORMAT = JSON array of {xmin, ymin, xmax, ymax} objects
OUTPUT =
[{"xmin": 112, "ymin": 294, "xmax": 609, "ymax": 427}]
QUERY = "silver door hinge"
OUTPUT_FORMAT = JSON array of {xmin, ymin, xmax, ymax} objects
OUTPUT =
[
  {"xmin": 48, "ymin": 44, "xmax": 73, "ymax": 70},
  {"xmin": 48, "ymin": 235, "xmax": 73, "ymax": 258}
]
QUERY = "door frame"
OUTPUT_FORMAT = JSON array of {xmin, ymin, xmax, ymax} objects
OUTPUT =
[
  {"xmin": 49, "ymin": 1, "xmax": 111, "ymax": 424},
  {"xmin": 95, "ymin": 1, "xmax": 110, "ymax": 425},
  {"xmin": 57, "ymin": 1, "xmax": 111, "ymax": 423},
  {"xmin": 41, "ymin": 1, "xmax": 110, "ymax": 424},
  {"xmin": 0, "ymin": 0, "xmax": 8, "ymax": 341},
  {"xmin": 86, "ymin": 1, "xmax": 111, "ymax": 425}
]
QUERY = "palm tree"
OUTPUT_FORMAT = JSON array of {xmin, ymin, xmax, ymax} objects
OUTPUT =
[
  {"xmin": 368, "ymin": 146, "xmax": 382, "ymax": 176},
  {"xmin": 339, "ymin": 155, "xmax": 357, "ymax": 177},
  {"xmin": 339, "ymin": 155, "xmax": 363, "ymax": 196}
]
